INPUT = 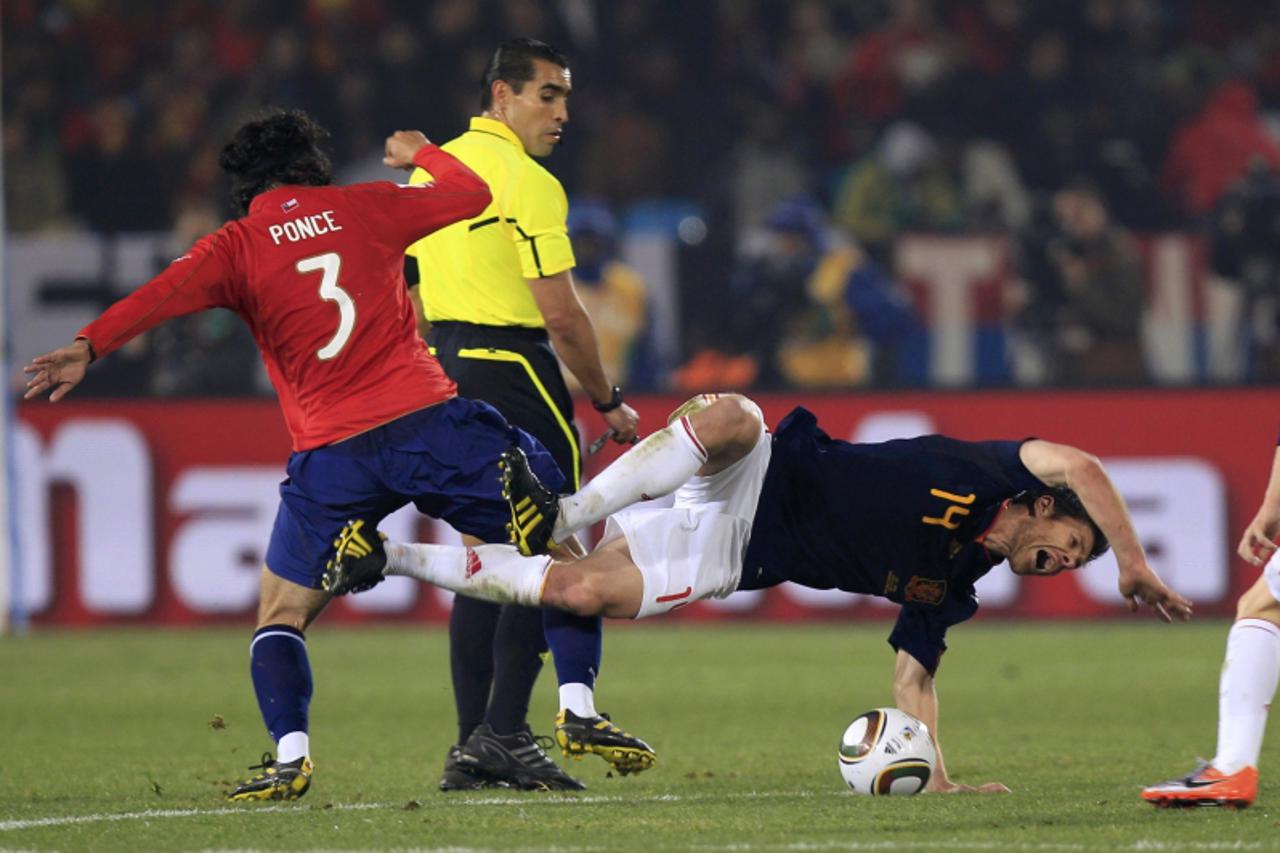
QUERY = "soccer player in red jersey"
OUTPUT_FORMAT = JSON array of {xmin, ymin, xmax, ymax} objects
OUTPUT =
[{"xmin": 22, "ymin": 109, "xmax": 569, "ymax": 801}]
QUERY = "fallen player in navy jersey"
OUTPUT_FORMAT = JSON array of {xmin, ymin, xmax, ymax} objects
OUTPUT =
[{"xmin": 325, "ymin": 394, "xmax": 1193, "ymax": 793}]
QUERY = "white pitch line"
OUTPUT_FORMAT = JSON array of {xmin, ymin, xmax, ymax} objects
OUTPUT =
[
  {"xmin": 0, "ymin": 790, "xmax": 821, "ymax": 833},
  {"xmin": 691, "ymin": 844, "xmax": 1267, "ymax": 852},
  {"xmin": 0, "ymin": 801, "xmax": 384, "ymax": 832}
]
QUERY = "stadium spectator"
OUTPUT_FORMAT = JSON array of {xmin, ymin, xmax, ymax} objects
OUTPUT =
[
  {"xmin": 727, "ymin": 197, "xmax": 920, "ymax": 389},
  {"xmin": 1205, "ymin": 161, "xmax": 1280, "ymax": 383},
  {"xmin": 1161, "ymin": 80, "xmax": 1280, "ymax": 220},
  {"xmin": 827, "ymin": 0, "xmax": 954, "ymax": 125},
  {"xmin": 147, "ymin": 200, "xmax": 262, "ymax": 397},
  {"xmin": 563, "ymin": 199, "xmax": 650, "ymax": 392},
  {"xmin": 724, "ymin": 98, "xmax": 817, "ymax": 245},
  {"xmin": 11, "ymin": 1, "xmax": 1280, "ymax": 391},
  {"xmin": 402, "ymin": 38, "xmax": 650, "ymax": 792},
  {"xmin": 1021, "ymin": 182, "xmax": 1147, "ymax": 387},
  {"xmin": 327, "ymin": 393, "xmax": 1193, "ymax": 793},
  {"xmin": 832, "ymin": 121, "xmax": 964, "ymax": 259}
]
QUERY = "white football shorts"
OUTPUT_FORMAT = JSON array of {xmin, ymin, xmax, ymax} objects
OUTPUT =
[
  {"xmin": 599, "ymin": 414, "xmax": 772, "ymax": 619},
  {"xmin": 1263, "ymin": 546, "xmax": 1280, "ymax": 603}
]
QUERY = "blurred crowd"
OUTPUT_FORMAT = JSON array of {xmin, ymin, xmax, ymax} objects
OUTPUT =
[{"xmin": 8, "ymin": 0, "xmax": 1280, "ymax": 393}]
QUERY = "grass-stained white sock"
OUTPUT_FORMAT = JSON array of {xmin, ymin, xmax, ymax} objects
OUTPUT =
[
  {"xmin": 385, "ymin": 542, "xmax": 549, "ymax": 607},
  {"xmin": 553, "ymin": 416, "xmax": 708, "ymax": 540}
]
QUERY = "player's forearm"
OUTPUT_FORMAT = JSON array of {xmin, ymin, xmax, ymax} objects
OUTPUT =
[
  {"xmin": 545, "ymin": 305, "xmax": 614, "ymax": 406},
  {"xmin": 1064, "ymin": 454, "xmax": 1146, "ymax": 571},
  {"xmin": 402, "ymin": 145, "xmax": 491, "ymax": 232},
  {"xmin": 892, "ymin": 654, "xmax": 951, "ymax": 786},
  {"xmin": 78, "ymin": 253, "xmax": 225, "ymax": 359}
]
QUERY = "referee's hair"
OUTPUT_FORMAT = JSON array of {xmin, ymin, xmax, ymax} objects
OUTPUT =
[
  {"xmin": 481, "ymin": 38, "xmax": 569, "ymax": 110},
  {"xmin": 219, "ymin": 108, "xmax": 334, "ymax": 215}
]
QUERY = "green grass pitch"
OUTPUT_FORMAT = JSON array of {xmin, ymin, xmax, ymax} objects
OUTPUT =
[{"xmin": 2, "ymin": 620, "xmax": 1277, "ymax": 850}]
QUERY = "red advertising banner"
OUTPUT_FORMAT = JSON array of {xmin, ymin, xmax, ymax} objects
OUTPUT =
[{"xmin": 13, "ymin": 390, "xmax": 1278, "ymax": 626}]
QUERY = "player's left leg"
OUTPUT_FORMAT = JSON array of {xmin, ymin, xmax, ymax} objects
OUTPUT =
[
  {"xmin": 1143, "ymin": 571, "xmax": 1280, "ymax": 808},
  {"xmin": 230, "ymin": 432, "xmax": 402, "ymax": 803},
  {"xmin": 227, "ymin": 567, "xmax": 329, "ymax": 802},
  {"xmin": 332, "ymin": 534, "xmax": 643, "ymax": 615},
  {"xmin": 542, "ymin": 395, "xmax": 765, "ymax": 546}
]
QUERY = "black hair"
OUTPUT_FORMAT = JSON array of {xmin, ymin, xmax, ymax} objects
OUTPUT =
[
  {"xmin": 480, "ymin": 37, "xmax": 569, "ymax": 110},
  {"xmin": 1009, "ymin": 486, "xmax": 1111, "ymax": 562},
  {"xmin": 218, "ymin": 108, "xmax": 333, "ymax": 215}
]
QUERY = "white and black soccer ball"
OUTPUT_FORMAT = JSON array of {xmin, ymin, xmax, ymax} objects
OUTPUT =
[{"xmin": 838, "ymin": 707, "xmax": 937, "ymax": 796}]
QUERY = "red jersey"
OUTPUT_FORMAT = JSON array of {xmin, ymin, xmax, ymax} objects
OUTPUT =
[{"xmin": 77, "ymin": 146, "xmax": 491, "ymax": 451}]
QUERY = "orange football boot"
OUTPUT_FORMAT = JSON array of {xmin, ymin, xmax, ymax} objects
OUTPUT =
[{"xmin": 1142, "ymin": 763, "xmax": 1257, "ymax": 808}]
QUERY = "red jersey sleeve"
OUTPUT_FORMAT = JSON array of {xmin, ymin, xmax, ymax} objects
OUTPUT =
[
  {"xmin": 77, "ymin": 228, "xmax": 240, "ymax": 359},
  {"xmin": 345, "ymin": 145, "xmax": 491, "ymax": 252}
]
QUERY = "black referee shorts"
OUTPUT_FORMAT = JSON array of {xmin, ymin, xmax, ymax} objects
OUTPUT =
[{"xmin": 427, "ymin": 321, "xmax": 582, "ymax": 491}]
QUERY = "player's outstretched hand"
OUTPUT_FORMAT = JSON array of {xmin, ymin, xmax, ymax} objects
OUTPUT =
[
  {"xmin": 383, "ymin": 130, "xmax": 431, "ymax": 170},
  {"xmin": 1118, "ymin": 564, "xmax": 1193, "ymax": 623},
  {"xmin": 23, "ymin": 339, "xmax": 92, "ymax": 402},
  {"xmin": 1238, "ymin": 509, "xmax": 1280, "ymax": 567}
]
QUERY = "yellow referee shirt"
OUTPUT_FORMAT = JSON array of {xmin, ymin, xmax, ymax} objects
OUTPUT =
[{"xmin": 405, "ymin": 117, "xmax": 576, "ymax": 327}]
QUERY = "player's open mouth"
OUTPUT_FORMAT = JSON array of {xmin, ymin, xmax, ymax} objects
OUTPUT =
[{"xmin": 1036, "ymin": 549, "xmax": 1051, "ymax": 572}]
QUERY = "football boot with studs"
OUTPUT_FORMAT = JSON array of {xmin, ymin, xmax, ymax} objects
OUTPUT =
[
  {"xmin": 500, "ymin": 446, "xmax": 560, "ymax": 556},
  {"xmin": 323, "ymin": 519, "xmax": 388, "ymax": 595},
  {"xmin": 226, "ymin": 752, "xmax": 313, "ymax": 801},
  {"xmin": 555, "ymin": 709, "xmax": 656, "ymax": 775},
  {"xmin": 456, "ymin": 723, "xmax": 585, "ymax": 791},
  {"xmin": 439, "ymin": 743, "xmax": 501, "ymax": 791},
  {"xmin": 1142, "ymin": 762, "xmax": 1257, "ymax": 809}
]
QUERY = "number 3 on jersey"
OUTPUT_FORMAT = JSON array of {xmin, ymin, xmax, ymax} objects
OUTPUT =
[{"xmin": 297, "ymin": 252, "xmax": 354, "ymax": 361}]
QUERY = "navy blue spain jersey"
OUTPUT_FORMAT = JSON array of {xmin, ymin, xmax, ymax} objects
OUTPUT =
[{"xmin": 740, "ymin": 407, "xmax": 1044, "ymax": 673}]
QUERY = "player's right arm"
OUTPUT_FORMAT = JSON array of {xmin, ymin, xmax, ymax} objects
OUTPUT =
[
  {"xmin": 892, "ymin": 650, "xmax": 1009, "ymax": 794},
  {"xmin": 1018, "ymin": 439, "xmax": 1192, "ymax": 621},
  {"xmin": 24, "ymin": 231, "xmax": 237, "ymax": 401},
  {"xmin": 1240, "ymin": 445, "xmax": 1280, "ymax": 566},
  {"xmin": 373, "ymin": 131, "xmax": 491, "ymax": 248}
]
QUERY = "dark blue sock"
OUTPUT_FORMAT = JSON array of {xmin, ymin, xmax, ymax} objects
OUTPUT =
[
  {"xmin": 250, "ymin": 625, "xmax": 312, "ymax": 742},
  {"xmin": 543, "ymin": 609, "xmax": 601, "ymax": 689}
]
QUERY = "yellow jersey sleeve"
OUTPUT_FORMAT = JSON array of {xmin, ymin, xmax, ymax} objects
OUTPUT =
[{"xmin": 506, "ymin": 167, "xmax": 575, "ymax": 279}]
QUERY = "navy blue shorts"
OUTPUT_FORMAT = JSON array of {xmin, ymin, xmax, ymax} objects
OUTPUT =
[{"xmin": 264, "ymin": 397, "xmax": 566, "ymax": 589}]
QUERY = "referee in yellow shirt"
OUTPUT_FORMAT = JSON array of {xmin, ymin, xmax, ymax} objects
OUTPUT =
[{"xmin": 405, "ymin": 38, "xmax": 652, "ymax": 792}]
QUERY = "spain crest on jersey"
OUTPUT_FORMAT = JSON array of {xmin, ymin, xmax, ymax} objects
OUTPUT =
[{"xmin": 905, "ymin": 576, "xmax": 946, "ymax": 605}]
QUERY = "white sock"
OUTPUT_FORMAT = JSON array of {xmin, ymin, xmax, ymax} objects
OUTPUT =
[
  {"xmin": 1213, "ymin": 617, "xmax": 1280, "ymax": 773},
  {"xmin": 277, "ymin": 731, "xmax": 309, "ymax": 764},
  {"xmin": 559, "ymin": 682, "xmax": 598, "ymax": 718},
  {"xmin": 385, "ymin": 542, "xmax": 550, "ymax": 607},
  {"xmin": 554, "ymin": 416, "xmax": 708, "ymax": 540}
]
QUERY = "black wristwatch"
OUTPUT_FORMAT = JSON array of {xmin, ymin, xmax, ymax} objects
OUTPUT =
[{"xmin": 592, "ymin": 385, "xmax": 624, "ymax": 413}]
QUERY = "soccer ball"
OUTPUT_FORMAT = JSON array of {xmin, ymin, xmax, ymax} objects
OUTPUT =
[{"xmin": 838, "ymin": 707, "xmax": 936, "ymax": 795}]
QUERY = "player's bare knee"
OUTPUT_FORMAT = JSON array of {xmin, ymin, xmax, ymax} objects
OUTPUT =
[
  {"xmin": 688, "ymin": 395, "xmax": 763, "ymax": 468},
  {"xmin": 541, "ymin": 565, "xmax": 605, "ymax": 617}
]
